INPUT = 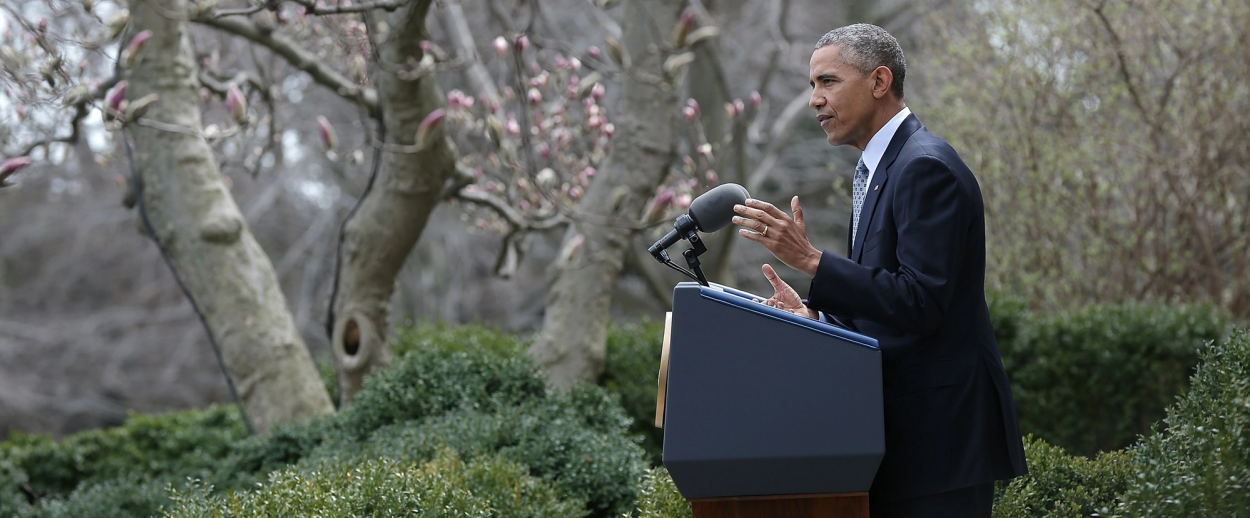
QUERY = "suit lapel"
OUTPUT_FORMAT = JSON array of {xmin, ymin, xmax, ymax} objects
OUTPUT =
[{"xmin": 852, "ymin": 114, "xmax": 923, "ymax": 264}]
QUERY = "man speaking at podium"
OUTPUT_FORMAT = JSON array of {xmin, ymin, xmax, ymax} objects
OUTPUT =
[{"xmin": 731, "ymin": 24, "xmax": 1028, "ymax": 517}]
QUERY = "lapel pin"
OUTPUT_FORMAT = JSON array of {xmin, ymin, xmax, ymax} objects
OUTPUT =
[{"xmin": 874, "ymin": 185, "xmax": 880, "ymax": 191}]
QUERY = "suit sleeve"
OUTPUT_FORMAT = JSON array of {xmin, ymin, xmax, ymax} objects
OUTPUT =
[{"xmin": 807, "ymin": 154, "xmax": 972, "ymax": 336}]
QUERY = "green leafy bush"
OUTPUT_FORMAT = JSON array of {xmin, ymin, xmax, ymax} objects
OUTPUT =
[
  {"xmin": 1, "ymin": 325, "xmax": 645, "ymax": 518},
  {"xmin": 338, "ymin": 325, "xmax": 547, "ymax": 440},
  {"xmin": 167, "ymin": 449, "xmax": 582, "ymax": 518},
  {"xmin": 0, "ymin": 405, "xmax": 247, "ymax": 500},
  {"xmin": 1117, "ymin": 329, "xmax": 1250, "ymax": 517},
  {"xmin": 212, "ymin": 325, "xmax": 546, "ymax": 490},
  {"xmin": 30, "ymin": 476, "xmax": 173, "ymax": 518},
  {"xmin": 1001, "ymin": 303, "xmax": 1227, "ymax": 456},
  {"xmin": 600, "ymin": 320, "xmax": 667, "ymax": 465},
  {"xmin": 986, "ymin": 289, "xmax": 1030, "ymax": 348},
  {"xmin": 303, "ymin": 385, "xmax": 646, "ymax": 517},
  {"xmin": 625, "ymin": 467, "xmax": 690, "ymax": 518},
  {"xmin": 992, "ymin": 436, "xmax": 1132, "ymax": 518},
  {"xmin": 214, "ymin": 325, "xmax": 644, "ymax": 517}
]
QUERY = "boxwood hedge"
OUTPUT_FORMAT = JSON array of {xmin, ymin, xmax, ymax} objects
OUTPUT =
[{"xmin": 2, "ymin": 318, "xmax": 1246, "ymax": 518}]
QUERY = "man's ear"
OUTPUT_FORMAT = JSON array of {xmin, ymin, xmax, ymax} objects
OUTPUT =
[{"xmin": 871, "ymin": 66, "xmax": 894, "ymax": 99}]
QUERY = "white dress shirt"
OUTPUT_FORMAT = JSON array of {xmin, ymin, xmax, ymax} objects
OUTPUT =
[
  {"xmin": 815, "ymin": 106, "xmax": 911, "ymax": 327},
  {"xmin": 859, "ymin": 106, "xmax": 912, "ymax": 192}
]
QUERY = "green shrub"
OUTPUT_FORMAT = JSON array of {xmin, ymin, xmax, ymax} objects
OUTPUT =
[
  {"xmin": 1001, "ymin": 303, "xmax": 1227, "ymax": 456},
  {"xmin": 32, "ymin": 475, "xmax": 173, "ymax": 518},
  {"xmin": 338, "ymin": 325, "xmax": 547, "ymax": 440},
  {"xmin": 992, "ymin": 436, "xmax": 1132, "ymax": 518},
  {"xmin": 987, "ymin": 289, "xmax": 1030, "ymax": 348},
  {"xmin": 0, "ymin": 405, "xmax": 247, "ymax": 501},
  {"xmin": 212, "ymin": 325, "xmax": 546, "ymax": 490},
  {"xmin": 600, "ymin": 321, "xmax": 667, "ymax": 465},
  {"xmin": 167, "ymin": 449, "xmax": 582, "ymax": 518},
  {"xmin": 1117, "ymin": 329, "xmax": 1250, "ymax": 517},
  {"xmin": 304, "ymin": 385, "xmax": 647, "ymax": 518},
  {"xmin": 213, "ymin": 325, "xmax": 644, "ymax": 517},
  {"xmin": 626, "ymin": 467, "xmax": 690, "ymax": 518},
  {"xmin": 1, "ymin": 454, "xmax": 31, "ymax": 516}
]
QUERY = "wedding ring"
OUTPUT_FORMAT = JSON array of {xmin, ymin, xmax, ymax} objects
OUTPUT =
[{"xmin": 762, "ymin": 225, "xmax": 769, "ymax": 237}]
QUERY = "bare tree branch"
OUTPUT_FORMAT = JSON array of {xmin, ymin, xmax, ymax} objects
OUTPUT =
[
  {"xmin": 16, "ymin": 76, "xmax": 120, "ymax": 158},
  {"xmin": 438, "ymin": 3, "xmax": 500, "ymax": 101},
  {"xmin": 194, "ymin": 14, "xmax": 379, "ymax": 115}
]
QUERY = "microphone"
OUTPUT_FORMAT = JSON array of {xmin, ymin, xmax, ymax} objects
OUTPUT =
[{"xmin": 648, "ymin": 183, "xmax": 750, "ymax": 257}]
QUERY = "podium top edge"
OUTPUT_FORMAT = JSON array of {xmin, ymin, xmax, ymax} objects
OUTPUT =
[{"xmin": 677, "ymin": 283, "xmax": 879, "ymax": 350}]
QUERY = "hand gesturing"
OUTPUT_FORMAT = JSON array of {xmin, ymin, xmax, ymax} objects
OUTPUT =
[
  {"xmin": 733, "ymin": 197, "xmax": 823, "ymax": 277},
  {"xmin": 759, "ymin": 264, "xmax": 817, "ymax": 320}
]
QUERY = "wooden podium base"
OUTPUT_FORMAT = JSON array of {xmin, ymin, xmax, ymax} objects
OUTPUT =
[{"xmin": 690, "ymin": 492, "xmax": 869, "ymax": 518}]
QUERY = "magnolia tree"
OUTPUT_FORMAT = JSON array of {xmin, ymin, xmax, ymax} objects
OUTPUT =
[
  {"xmin": 0, "ymin": 0, "xmax": 733, "ymax": 407},
  {"xmin": 2, "ymin": 0, "xmax": 924, "ymax": 415}
]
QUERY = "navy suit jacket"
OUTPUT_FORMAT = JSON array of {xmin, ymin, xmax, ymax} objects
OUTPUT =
[{"xmin": 807, "ymin": 114, "xmax": 1028, "ymax": 499}]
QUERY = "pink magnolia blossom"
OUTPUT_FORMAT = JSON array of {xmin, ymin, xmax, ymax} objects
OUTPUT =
[
  {"xmin": 591, "ymin": 83, "xmax": 605, "ymax": 100},
  {"xmin": 588, "ymin": 46, "xmax": 602, "ymax": 59},
  {"xmin": 513, "ymin": 34, "xmax": 529, "ymax": 52},
  {"xmin": 683, "ymin": 106, "xmax": 697, "ymax": 123},
  {"xmin": 493, "ymin": 36, "xmax": 508, "ymax": 57},
  {"xmin": 226, "ymin": 84, "xmax": 248, "ymax": 124},
  {"xmin": 676, "ymin": 193, "xmax": 693, "ymax": 209},
  {"xmin": 1, "ymin": 156, "xmax": 32, "ymax": 176},
  {"xmin": 317, "ymin": 115, "xmax": 337, "ymax": 151},
  {"xmin": 415, "ymin": 108, "xmax": 446, "ymax": 148},
  {"xmin": 750, "ymin": 91, "xmax": 762, "ymax": 107},
  {"xmin": 122, "ymin": 30, "xmax": 152, "ymax": 67},
  {"xmin": 105, "ymin": 81, "xmax": 128, "ymax": 117}
]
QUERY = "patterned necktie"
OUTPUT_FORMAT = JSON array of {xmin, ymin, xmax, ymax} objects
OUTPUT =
[{"xmin": 852, "ymin": 158, "xmax": 869, "ymax": 248}]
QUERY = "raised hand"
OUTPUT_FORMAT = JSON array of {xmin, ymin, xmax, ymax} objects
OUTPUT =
[
  {"xmin": 733, "ymin": 196, "xmax": 823, "ymax": 277},
  {"xmin": 759, "ymin": 264, "xmax": 817, "ymax": 320}
]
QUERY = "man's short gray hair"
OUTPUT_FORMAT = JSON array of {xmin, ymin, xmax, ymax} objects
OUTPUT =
[{"xmin": 815, "ymin": 24, "xmax": 906, "ymax": 99}]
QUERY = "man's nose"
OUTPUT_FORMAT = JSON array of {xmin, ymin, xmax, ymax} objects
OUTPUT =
[{"xmin": 809, "ymin": 89, "xmax": 823, "ymax": 110}]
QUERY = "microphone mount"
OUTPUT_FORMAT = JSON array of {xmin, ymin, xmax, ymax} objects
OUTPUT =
[{"xmin": 649, "ymin": 216, "xmax": 709, "ymax": 286}]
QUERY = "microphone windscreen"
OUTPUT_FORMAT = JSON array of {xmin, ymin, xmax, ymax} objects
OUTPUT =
[{"xmin": 688, "ymin": 183, "xmax": 750, "ymax": 233}]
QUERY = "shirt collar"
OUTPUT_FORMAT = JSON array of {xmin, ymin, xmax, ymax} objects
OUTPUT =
[{"xmin": 861, "ymin": 106, "xmax": 911, "ymax": 175}]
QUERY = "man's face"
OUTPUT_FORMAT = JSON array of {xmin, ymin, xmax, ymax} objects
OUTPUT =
[{"xmin": 808, "ymin": 44, "xmax": 876, "ymax": 148}]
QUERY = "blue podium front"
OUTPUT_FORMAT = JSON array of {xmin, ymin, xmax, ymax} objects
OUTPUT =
[{"xmin": 661, "ymin": 282, "xmax": 884, "ymax": 499}]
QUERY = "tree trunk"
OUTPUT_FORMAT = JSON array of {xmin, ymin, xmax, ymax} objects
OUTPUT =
[
  {"xmin": 686, "ymin": 29, "xmax": 741, "ymax": 286},
  {"xmin": 330, "ymin": 1, "xmax": 458, "ymax": 405},
  {"xmin": 530, "ymin": 0, "xmax": 684, "ymax": 388},
  {"xmin": 127, "ymin": 1, "xmax": 333, "ymax": 434}
]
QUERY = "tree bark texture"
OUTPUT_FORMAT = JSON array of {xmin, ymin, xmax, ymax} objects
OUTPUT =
[
  {"xmin": 530, "ymin": 0, "xmax": 684, "ymax": 388},
  {"xmin": 127, "ymin": 1, "xmax": 333, "ymax": 434},
  {"xmin": 330, "ymin": 2, "xmax": 458, "ymax": 405},
  {"xmin": 686, "ymin": 31, "xmax": 740, "ymax": 286}
]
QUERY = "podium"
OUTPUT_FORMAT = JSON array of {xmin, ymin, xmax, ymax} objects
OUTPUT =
[{"xmin": 656, "ymin": 282, "xmax": 884, "ymax": 518}]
